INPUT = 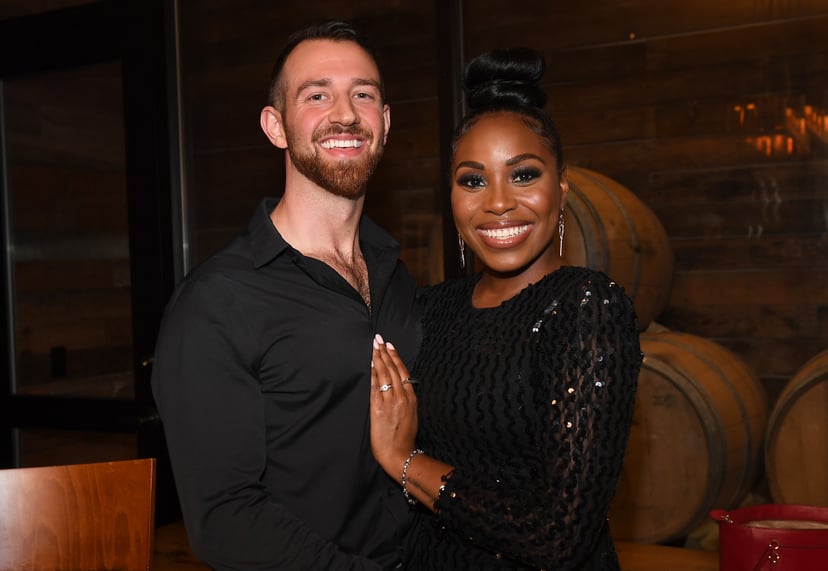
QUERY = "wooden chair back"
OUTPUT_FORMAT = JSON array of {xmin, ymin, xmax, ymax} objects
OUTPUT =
[{"xmin": 0, "ymin": 458, "xmax": 156, "ymax": 571}]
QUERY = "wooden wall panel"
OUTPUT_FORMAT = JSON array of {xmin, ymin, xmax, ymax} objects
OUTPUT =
[
  {"xmin": 668, "ymin": 269, "xmax": 828, "ymax": 306},
  {"xmin": 462, "ymin": 0, "xmax": 828, "ymax": 420},
  {"xmin": 177, "ymin": 0, "xmax": 441, "ymax": 284},
  {"xmin": 657, "ymin": 198, "xmax": 825, "ymax": 236},
  {"xmin": 172, "ymin": 0, "xmax": 828, "ymax": 393},
  {"xmin": 647, "ymin": 163, "xmax": 828, "ymax": 205},
  {"xmin": 2, "ymin": 0, "xmax": 823, "ymax": 538},
  {"xmin": 169, "ymin": 0, "xmax": 828, "ymax": 527},
  {"xmin": 671, "ymin": 236, "xmax": 828, "ymax": 270},
  {"xmin": 189, "ymin": 149, "xmax": 280, "ymax": 229},
  {"xmin": 465, "ymin": 0, "xmax": 828, "ymax": 50}
]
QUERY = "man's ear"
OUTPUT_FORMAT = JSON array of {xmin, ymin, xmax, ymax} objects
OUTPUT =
[
  {"xmin": 381, "ymin": 104, "xmax": 391, "ymax": 145},
  {"xmin": 260, "ymin": 106, "xmax": 288, "ymax": 149}
]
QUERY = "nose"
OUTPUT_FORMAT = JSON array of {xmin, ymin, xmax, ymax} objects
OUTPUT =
[
  {"xmin": 329, "ymin": 95, "xmax": 358, "ymax": 126},
  {"xmin": 482, "ymin": 181, "xmax": 516, "ymax": 215}
]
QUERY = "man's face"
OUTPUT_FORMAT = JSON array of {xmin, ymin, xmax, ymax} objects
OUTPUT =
[{"xmin": 278, "ymin": 39, "xmax": 390, "ymax": 199}]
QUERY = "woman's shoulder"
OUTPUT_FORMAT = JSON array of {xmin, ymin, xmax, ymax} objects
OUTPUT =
[
  {"xmin": 536, "ymin": 266, "xmax": 636, "ymax": 319},
  {"xmin": 537, "ymin": 265, "xmax": 625, "ymax": 298},
  {"xmin": 554, "ymin": 265, "xmax": 616, "ymax": 285}
]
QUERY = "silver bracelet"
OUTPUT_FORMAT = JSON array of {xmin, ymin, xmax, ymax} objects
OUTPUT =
[{"xmin": 401, "ymin": 448, "xmax": 424, "ymax": 506}]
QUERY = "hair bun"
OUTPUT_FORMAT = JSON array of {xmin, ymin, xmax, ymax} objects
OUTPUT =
[{"xmin": 463, "ymin": 48, "xmax": 547, "ymax": 112}]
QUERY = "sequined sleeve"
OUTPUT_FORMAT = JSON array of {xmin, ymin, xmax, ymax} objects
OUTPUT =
[{"xmin": 431, "ymin": 272, "xmax": 642, "ymax": 569}]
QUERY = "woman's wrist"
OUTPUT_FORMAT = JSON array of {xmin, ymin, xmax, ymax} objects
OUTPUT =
[
  {"xmin": 401, "ymin": 448, "xmax": 424, "ymax": 506},
  {"xmin": 378, "ymin": 447, "xmax": 414, "ymax": 479}
]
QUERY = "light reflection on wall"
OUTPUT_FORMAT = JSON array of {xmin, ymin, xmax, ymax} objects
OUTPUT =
[{"xmin": 735, "ymin": 100, "xmax": 827, "ymax": 158}]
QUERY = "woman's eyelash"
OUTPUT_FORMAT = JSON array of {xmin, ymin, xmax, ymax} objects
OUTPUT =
[
  {"xmin": 512, "ymin": 168, "xmax": 541, "ymax": 182},
  {"xmin": 457, "ymin": 174, "xmax": 485, "ymax": 188}
]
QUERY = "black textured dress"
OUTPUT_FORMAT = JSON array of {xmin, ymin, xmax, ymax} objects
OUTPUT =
[{"xmin": 406, "ymin": 266, "xmax": 642, "ymax": 571}]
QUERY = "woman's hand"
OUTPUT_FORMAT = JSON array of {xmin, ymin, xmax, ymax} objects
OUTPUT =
[{"xmin": 370, "ymin": 334, "xmax": 419, "ymax": 478}]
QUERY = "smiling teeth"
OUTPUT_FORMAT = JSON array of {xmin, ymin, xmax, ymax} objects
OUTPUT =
[
  {"xmin": 481, "ymin": 225, "xmax": 529, "ymax": 239},
  {"xmin": 321, "ymin": 139, "xmax": 363, "ymax": 149}
]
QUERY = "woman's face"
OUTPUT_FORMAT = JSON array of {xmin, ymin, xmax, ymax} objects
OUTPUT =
[{"xmin": 451, "ymin": 112, "xmax": 568, "ymax": 279}]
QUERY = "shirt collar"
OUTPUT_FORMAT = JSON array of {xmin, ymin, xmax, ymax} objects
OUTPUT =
[{"xmin": 247, "ymin": 197, "xmax": 400, "ymax": 269}]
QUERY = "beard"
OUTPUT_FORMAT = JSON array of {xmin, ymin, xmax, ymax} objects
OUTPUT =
[{"xmin": 285, "ymin": 124, "xmax": 385, "ymax": 200}]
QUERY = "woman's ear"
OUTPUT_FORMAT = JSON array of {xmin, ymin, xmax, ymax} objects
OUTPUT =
[{"xmin": 559, "ymin": 165, "xmax": 570, "ymax": 209}]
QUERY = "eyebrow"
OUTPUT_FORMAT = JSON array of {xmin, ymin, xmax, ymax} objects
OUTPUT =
[
  {"xmin": 296, "ymin": 78, "xmax": 331, "ymax": 94},
  {"xmin": 454, "ymin": 160, "xmax": 485, "ymax": 173},
  {"xmin": 506, "ymin": 153, "xmax": 546, "ymax": 166},
  {"xmin": 454, "ymin": 153, "xmax": 545, "ymax": 173},
  {"xmin": 295, "ymin": 78, "xmax": 381, "ymax": 96},
  {"xmin": 353, "ymin": 78, "xmax": 382, "ymax": 90}
]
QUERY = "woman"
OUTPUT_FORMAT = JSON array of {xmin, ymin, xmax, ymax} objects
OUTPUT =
[{"xmin": 370, "ymin": 47, "xmax": 642, "ymax": 570}]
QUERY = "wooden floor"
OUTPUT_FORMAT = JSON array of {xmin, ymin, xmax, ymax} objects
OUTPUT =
[
  {"xmin": 615, "ymin": 541, "xmax": 718, "ymax": 571},
  {"xmin": 154, "ymin": 520, "xmax": 719, "ymax": 571}
]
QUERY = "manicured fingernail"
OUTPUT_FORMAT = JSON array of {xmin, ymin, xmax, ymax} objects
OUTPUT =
[
  {"xmin": 387, "ymin": 342, "xmax": 395, "ymax": 351},
  {"xmin": 376, "ymin": 333, "xmax": 385, "ymax": 344}
]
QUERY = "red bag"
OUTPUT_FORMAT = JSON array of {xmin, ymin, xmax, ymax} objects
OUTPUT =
[{"xmin": 711, "ymin": 504, "xmax": 828, "ymax": 570}]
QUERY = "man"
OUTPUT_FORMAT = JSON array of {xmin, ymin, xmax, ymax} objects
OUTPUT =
[{"xmin": 151, "ymin": 21, "xmax": 421, "ymax": 570}]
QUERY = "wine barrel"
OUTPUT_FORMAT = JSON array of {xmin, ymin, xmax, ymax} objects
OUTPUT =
[
  {"xmin": 765, "ymin": 348, "xmax": 828, "ymax": 506},
  {"xmin": 563, "ymin": 167, "xmax": 674, "ymax": 330},
  {"xmin": 610, "ymin": 331, "xmax": 768, "ymax": 544}
]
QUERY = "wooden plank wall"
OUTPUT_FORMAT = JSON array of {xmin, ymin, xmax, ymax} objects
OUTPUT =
[
  {"xmin": 466, "ymin": 2, "xmax": 828, "ymax": 521},
  {"xmin": 461, "ymin": 1, "xmax": 828, "ymax": 402},
  {"xmin": 1, "ymin": 0, "xmax": 822, "ymax": 539},
  {"xmin": 176, "ymin": 0, "xmax": 441, "ymax": 277},
  {"xmin": 178, "ymin": 0, "xmax": 828, "ymax": 404}
]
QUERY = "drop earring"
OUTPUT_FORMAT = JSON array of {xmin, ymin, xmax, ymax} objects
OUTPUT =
[
  {"xmin": 458, "ymin": 234, "xmax": 466, "ymax": 269},
  {"xmin": 558, "ymin": 209, "xmax": 565, "ymax": 258}
]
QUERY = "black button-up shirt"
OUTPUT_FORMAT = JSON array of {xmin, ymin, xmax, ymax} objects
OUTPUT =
[{"xmin": 151, "ymin": 198, "xmax": 421, "ymax": 570}]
